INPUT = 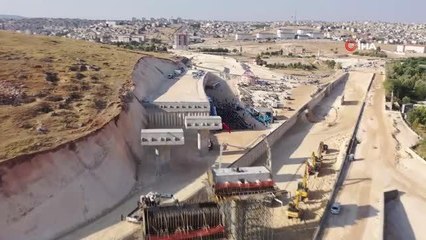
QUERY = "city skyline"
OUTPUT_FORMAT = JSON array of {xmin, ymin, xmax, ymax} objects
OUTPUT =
[{"xmin": 0, "ymin": 0, "xmax": 425, "ymax": 23}]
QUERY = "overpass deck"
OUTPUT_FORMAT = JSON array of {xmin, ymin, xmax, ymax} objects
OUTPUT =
[{"xmin": 154, "ymin": 71, "xmax": 208, "ymax": 103}]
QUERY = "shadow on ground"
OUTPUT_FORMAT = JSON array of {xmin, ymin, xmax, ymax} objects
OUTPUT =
[{"xmin": 385, "ymin": 191, "xmax": 415, "ymax": 240}]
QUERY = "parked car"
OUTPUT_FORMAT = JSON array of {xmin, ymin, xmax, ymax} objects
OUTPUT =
[{"xmin": 330, "ymin": 202, "xmax": 341, "ymax": 215}]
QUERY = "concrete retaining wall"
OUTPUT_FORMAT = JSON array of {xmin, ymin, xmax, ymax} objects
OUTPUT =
[
  {"xmin": 229, "ymin": 73, "xmax": 349, "ymax": 168},
  {"xmin": 312, "ymin": 73, "xmax": 375, "ymax": 240}
]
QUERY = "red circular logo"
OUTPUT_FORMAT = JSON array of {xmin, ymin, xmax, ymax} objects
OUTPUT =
[{"xmin": 345, "ymin": 39, "xmax": 357, "ymax": 52}]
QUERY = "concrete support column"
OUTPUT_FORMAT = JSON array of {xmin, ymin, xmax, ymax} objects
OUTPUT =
[
  {"xmin": 230, "ymin": 200, "xmax": 238, "ymax": 240},
  {"xmin": 197, "ymin": 129, "xmax": 210, "ymax": 155},
  {"xmin": 155, "ymin": 146, "xmax": 171, "ymax": 176}
]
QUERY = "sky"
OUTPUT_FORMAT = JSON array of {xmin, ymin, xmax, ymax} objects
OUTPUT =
[{"xmin": 0, "ymin": 0, "xmax": 425, "ymax": 23}]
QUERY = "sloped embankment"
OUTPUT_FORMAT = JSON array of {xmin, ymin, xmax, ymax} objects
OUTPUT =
[{"xmin": 0, "ymin": 57, "xmax": 178, "ymax": 240}]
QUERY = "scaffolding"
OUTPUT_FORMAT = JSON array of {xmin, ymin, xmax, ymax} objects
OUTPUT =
[
  {"xmin": 143, "ymin": 202, "xmax": 225, "ymax": 240},
  {"xmin": 222, "ymin": 198, "xmax": 273, "ymax": 240}
]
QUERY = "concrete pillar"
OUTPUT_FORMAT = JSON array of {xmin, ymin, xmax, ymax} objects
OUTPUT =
[
  {"xmin": 155, "ymin": 146, "xmax": 171, "ymax": 176},
  {"xmin": 197, "ymin": 129, "xmax": 210, "ymax": 155},
  {"xmin": 230, "ymin": 200, "xmax": 238, "ymax": 240}
]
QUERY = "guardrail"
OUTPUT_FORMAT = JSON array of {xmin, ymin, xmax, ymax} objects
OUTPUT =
[{"xmin": 312, "ymin": 73, "xmax": 375, "ymax": 240}]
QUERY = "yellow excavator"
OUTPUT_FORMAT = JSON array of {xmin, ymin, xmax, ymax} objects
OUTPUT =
[
  {"xmin": 308, "ymin": 152, "xmax": 321, "ymax": 175},
  {"xmin": 287, "ymin": 191, "xmax": 302, "ymax": 219},
  {"xmin": 296, "ymin": 162, "xmax": 309, "ymax": 201},
  {"xmin": 317, "ymin": 141, "xmax": 328, "ymax": 159}
]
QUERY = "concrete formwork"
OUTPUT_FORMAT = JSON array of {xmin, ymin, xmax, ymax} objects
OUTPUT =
[
  {"xmin": 185, "ymin": 116, "xmax": 222, "ymax": 154},
  {"xmin": 140, "ymin": 129, "xmax": 185, "ymax": 175}
]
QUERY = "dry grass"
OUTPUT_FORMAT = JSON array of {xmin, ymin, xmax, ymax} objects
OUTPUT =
[{"xmin": 0, "ymin": 31, "xmax": 168, "ymax": 161}]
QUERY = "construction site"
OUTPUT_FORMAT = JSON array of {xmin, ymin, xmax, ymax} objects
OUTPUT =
[{"xmin": 1, "ymin": 30, "xmax": 426, "ymax": 240}]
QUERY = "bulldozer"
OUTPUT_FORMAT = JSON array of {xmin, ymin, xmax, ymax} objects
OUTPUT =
[
  {"xmin": 296, "ymin": 162, "xmax": 309, "ymax": 202},
  {"xmin": 287, "ymin": 191, "xmax": 302, "ymax": 219}
]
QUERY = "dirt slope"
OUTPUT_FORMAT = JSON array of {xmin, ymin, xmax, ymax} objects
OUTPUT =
[
  {"xmin": 0, "ymin": 31, "xmax": 170, "ymax": 161},
  {"xmin": 0, "ymin": 57, "xmax": 178, "ymax": 240}
]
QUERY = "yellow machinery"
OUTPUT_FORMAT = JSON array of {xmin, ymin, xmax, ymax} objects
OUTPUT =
[
  {"xmin": 296, "ymin": 162, "xmax": 309, "ymax": 201},
  {"xmin": 287, "ymin": 191, "xmax": 302, "ymax": 219},
  {"xmin": 307, "ymin": 152, "xmax": 321, "ymax": 175},
  {"xmin": 317, "ymin": 141, "xmax": 328, "ymax": 160}
]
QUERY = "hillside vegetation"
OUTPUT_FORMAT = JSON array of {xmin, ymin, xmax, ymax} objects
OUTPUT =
[
  {"xmin": 384, "ymin": 57, "xmax": 426, "ymax": 159},
  {"xmin": 384, "ymin": 57, "xmax": 426, "ymax": 104},
  {"xmin": 0, "ymin": 31, "xmax": 167, "ymax": 161}
]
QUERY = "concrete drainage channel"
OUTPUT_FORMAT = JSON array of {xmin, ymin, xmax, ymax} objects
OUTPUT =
[{"xmin": 312, "ymin": 74, "xmax": 376, "ymax": 240}]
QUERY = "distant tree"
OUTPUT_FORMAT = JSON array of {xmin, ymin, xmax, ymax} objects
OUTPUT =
[
  {"xmin": 402, "ymin": 96, "xmax": 411, "ymax": 104},
  {"xmin": 414, "ymin": 81, "xmax": 426, "ymax": 100},
  {"xmin": 408, "ymin": 107, "xmax": 426, "ymax": 125}
]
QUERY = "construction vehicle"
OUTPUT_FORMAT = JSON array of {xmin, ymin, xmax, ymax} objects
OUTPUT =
[
  {"xmin": 296, "ymin": 162, "xmax": 309, "ymax": 201},
  {"xmin": 307, "ymin": 152, "xmax": 321, "ymax": 175},
  {"xmin": 317, "ymin": 141, "xmax": 329, "ymax": 158},
  {"xmin": 126, "ymin": 192, "xmax": 176, "ymax": 224},
  {"xmin": 140, "ymin": 192, "xmax": 176, "ymax": 207},
  {"xmin": 287, "ymin": 191, "xmax": 302, "ymax": 219}
]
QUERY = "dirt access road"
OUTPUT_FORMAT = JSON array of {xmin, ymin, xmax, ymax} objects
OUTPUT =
[{"xmin": 322, "ymin": 74, "xmax": 426, "ymax": 240}]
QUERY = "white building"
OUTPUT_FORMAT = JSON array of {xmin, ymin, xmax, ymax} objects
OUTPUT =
[
  {"xmin": 130, "ymin": 35, "xmax": 145, "ymax": 43},
  {"xmin": 235, "ymin": 33, "xmax": 255, "ymax": 41},
  {"xmin": 256, "ymin": 32, "xmax": 276, "ymax": 40},
  {"xmin": 396, "ymin": 45, "xmax": 405, "ymax": 53},
  {"xmin": 296, "ymin": 29, "xmax": 310, "ymax": 35},
  {"xmin": 277, "ymin": 29, "xmax": 295, "ymax": 39},
  {"xmin": 116, "ymin": 35, "xmax": 131, "ymax": 43},
  {"xmin": 112, "ymin": 35, "xmax": 145, "ymax": 43},
  {"xmin": 105, "ymin": 21, "xmax": 117, "ymax": 27},
  {"xmin": 307, "ymin": 32, "xmax": 324, "ymax": 39},
  {"xmin": 405, "ymin": 45, "xmax": 426, "ymax": 53},
  {"xmin": 297, "ymin": 35, "xmax": 310, "ymax": 40},
  {"xmin": 397, "ymin": 45, "xmax": 426, "ymax": 54}
]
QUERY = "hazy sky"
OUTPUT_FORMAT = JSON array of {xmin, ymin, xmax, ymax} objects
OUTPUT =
[{"xmin": 1, "ymin": 0, "xmax": 425, "ymax": 23}]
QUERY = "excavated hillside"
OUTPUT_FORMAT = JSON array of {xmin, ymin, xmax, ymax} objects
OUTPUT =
[
  {"xmin": 0, "ymin": 32, "xmax": 182, "ymax": 240},
  {"xmin": 0, "ymin": 31, "xmax": 170, "ymax": 161}
]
